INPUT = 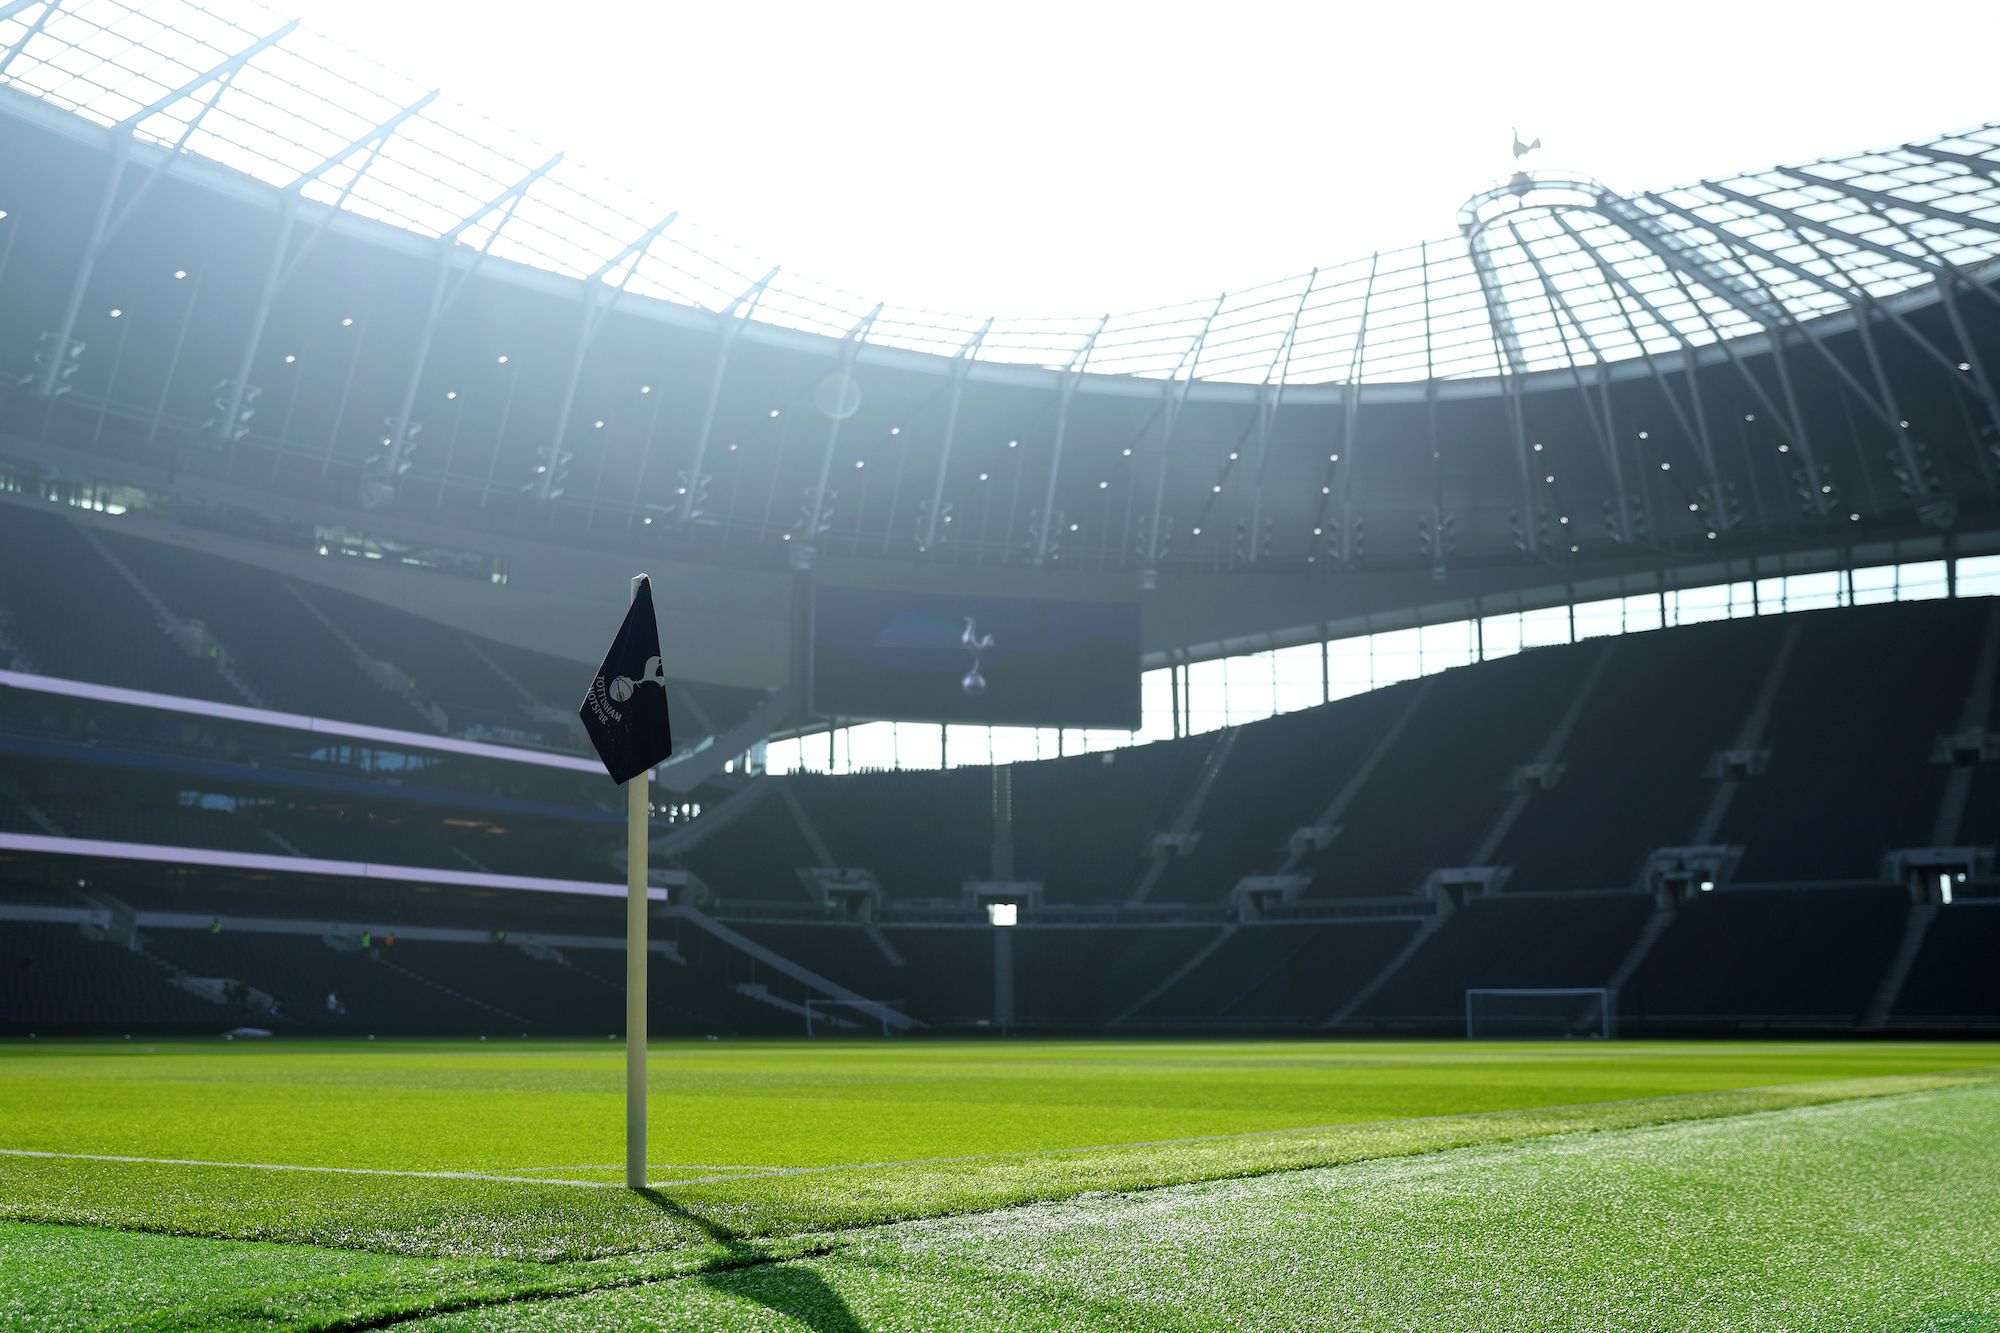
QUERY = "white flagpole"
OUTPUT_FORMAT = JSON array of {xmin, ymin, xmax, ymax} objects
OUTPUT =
[{"xmin": 625, "ymin": 575, "xmax": 649, "ymax": 1190}]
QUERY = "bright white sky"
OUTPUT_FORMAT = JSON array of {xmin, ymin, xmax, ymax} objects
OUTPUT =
[{"xmin": 291, "ymin": 0, "xmax": 2000, "ymax": 317}]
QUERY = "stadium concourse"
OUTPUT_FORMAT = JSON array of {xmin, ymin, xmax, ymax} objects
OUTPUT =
[{"xmin": 4, "ymin": 1, "xmax": 2000, "ymax": 1328}]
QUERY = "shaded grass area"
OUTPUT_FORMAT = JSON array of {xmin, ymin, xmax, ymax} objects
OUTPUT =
[
  {"xmin": 0, "ymin": 1220, "xmax": 838, "ymax": 1333},
  {"xmin": 401, "ymin": 1083, "xmax": 2000, "ymax": 1333}
]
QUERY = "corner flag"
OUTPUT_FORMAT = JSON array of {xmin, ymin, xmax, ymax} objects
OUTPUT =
[
  {"xmin": 580, "ymin": 574, "xmax": 675, "ymax": 1189},
  {"xmin": 580, "ymin": 575, "xmax": 674, "ymax": 784}
]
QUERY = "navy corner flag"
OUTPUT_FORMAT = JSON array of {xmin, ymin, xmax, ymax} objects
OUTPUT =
[{"xmin": 580, "ymin": 575, "xmax": 675, "ymax": 784}]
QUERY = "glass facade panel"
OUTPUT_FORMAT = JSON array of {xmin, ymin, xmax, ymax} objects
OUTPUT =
[
  {"xmin": 1573, "ymin": 597, "xmax": 1624, "ymax": 640},
  {"xmin": 1784, "ymin": 571, "xmax": 1841, "ymax": 611},
  {"xmin": 1851, "ymin": 563, "xmax": 1900, "ymax": 605},
  {"xmin": 1898, "ymin": 560, "xmax": 1950, "ymax": 600},
  {"xmin": 1184, "ymin": 658, "xmax": 1229, "ymax": 736},
  {"xmin": 1272, "ymin": 643, "xmax": 1325, "ymax": 715},
  {"xmin": 1620, "ymin": 593, "xmax": 1665, "ymax": 634},
  {"xmin": 1420, "ymin": 620, "xmax": 1476, "ymax": 672},
  {"xmin": 1479, "ymin": 613, "xmax": 1524, "ymax": 659},
  {"xmin": 1957, "ymin": 554, "xmax": 2000, "ymax": 597},
  {"xmin": 1520, "ymin": 606, "xmax": 1571, "ymax": 648},
  {"xmin": 1370, "ymin": 628, "xmax": 1423, "ymax": 687}
]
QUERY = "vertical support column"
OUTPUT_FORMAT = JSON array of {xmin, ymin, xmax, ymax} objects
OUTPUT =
[
  {"xmin": 1145, "ymin": 294, "xmax": 1225, "ymax": 575},
  {"xmin": 542, "ymin": 213, "xmax": 679, "ymax": 504},
  {"xmin": 801, "ymin": 304, "xmax": 882, "ymax": 556},
  {"xmin": 1247, "ymin": 273, "xmax": 1317, "ymax": 563},
  {"xmin": 1334, "ymin": 255, "xmax": 1379, "ymax": 566},
  {"xmin": 1033, "ymin": 316, "xmax": 1109, "ymax": 564},
  {"xmin": 993, "ymin": 926, "xmax": 1015, "ymax": 1037},
  {"xmin": 385, "ymin": 155, "xmax": 561, "ymax": 484},
  {"xmin": 919, "ymin": 318, "xmax": 992, "ymax": 552}
]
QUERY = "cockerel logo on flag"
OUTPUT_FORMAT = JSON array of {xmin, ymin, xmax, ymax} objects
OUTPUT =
[{"xmin": 580, "ymin": 575, "xmax": 675, "ymax": 784}]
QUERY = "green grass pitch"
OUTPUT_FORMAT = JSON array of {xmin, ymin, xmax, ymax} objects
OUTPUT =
[{"xmin": 2, "ymin": 1038, "xmax": 1997, "ymax": 1330}]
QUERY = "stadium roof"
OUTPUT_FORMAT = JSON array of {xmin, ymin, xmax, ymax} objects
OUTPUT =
[{"xmin": 5, "ymin": 0, "xmax": 2000, "ymax": 387}]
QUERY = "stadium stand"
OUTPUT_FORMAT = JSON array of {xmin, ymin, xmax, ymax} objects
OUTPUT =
[
  {"xmin": 7, "ymin": 598, "xmax": 2000, "ymax": 1036},
  {"xmin": 1716, "ymin": 599, "xmax": 1988, "ymax": 882},
  {"xmin": 0, "ymin": 505, "xmax": 234, "ymax": 703},
  {"xmin": 0, "ymin": 922, "xmax": 228, "ymax": 1034},
  {"xmin": 792, "ymin": 767, "xmax": 994, "ymax": 900},
  {"xmin": 1490, "ymin": 616, "xmax": 1786, "ymax": 890},
  {"xmin": 1124, "ymin": 920, "xmax": 1421, "ymax": 1028},
  {"xmin": 1012, "ymin": 739, "xmax": 1212, "ymax": 903},
  {"xmin": 1347, "ymin": 893, "xmax": 1655, "ymax": 1030},
  {"xmin": 1300, "ymin": 646, "xmax": 1601, "ymax": 898},
  {"xmin": 1620, "ymin": 885, "xmax": 1912, "ymax": 1032}
]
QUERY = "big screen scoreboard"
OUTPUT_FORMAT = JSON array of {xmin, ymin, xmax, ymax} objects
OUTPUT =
[{"xmin": 809, "ymin": 583, "xmax": 1141, "ymax": 729}]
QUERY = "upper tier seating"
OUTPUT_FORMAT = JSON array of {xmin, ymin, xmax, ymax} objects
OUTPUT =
[
  {"xmin": 1492, "ymin": 616, "xmax": 1785, "ymax": 890},
  {"xmin": 1717, "ymin": 598, "xmax": 1988, "ymax": 882},
  {"xmin": 0, "ymin": 503, "xmax": 760, "ymax": 747},
  {"xmin": 1300, "ymin": 644, "xmax": 1601, "ymax": 897},
  {"xmin": 1012, "ymin": 737, "xmax": 1211, "ymax": 902},
  {"xmin": 793, "ymin": 767, "xmax": 993, "ymax": 899},
  {"xmin": 0, "ymin": 503, "xmax": 232, "ymax": 701},
  {"xmin": 1151, "ymin": 690, "xmax": 1415, "ymax": 903}
]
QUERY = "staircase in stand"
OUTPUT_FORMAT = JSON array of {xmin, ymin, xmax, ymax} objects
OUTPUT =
[
  {"xmin": 72, "ymin": 523, "xmax": 268, "ymax": 708},
  {"xmin": 0, "ymin": 610, "xmax": 36, "ymax": 673},
  {"xmin": 1323, "ymin": 907, "xmax": 1448, "ymax": 1029},
  {"xmin": 1130, "ymin": 727, "xmax": 1240, "ymax": 903},
  {"xmin": 1860, "ymin": 902, "xmax": 1939, "ymax": 1031},
  {"xmin": 373, "ymin": 954, "xmax": 535, "ymax": 1029},
  {"xmin": 1110, "ymin": 924, "xmax": 1236, "ymax": 1025},
  {"xmin": 1604, "ymin": 906, "xmax": 1678, "ymax": 1015},
  {"xmin": 283, "ymin": 584, "xmax": 445, "ymax": 732}
]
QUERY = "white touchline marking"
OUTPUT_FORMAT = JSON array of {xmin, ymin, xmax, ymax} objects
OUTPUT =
[{"xmin": 0, "ymin": 1148, "xmax": 621, "ymax": 1189}]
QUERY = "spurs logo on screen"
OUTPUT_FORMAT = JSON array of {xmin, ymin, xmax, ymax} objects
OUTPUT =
[
  {"xmin": 811, "ymin": 583, "xmax": 1141, "ymax": 729},
  {"xmin": 959, "ymin": 618, "xmax": 994, "ymax": 697}
]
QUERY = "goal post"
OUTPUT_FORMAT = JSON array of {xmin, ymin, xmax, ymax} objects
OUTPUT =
[
  {"xmin": 1465, "ymin": 987, "xmax": 1615, "ymax": 1040},
  {"xmin": 803, "ymin": 998, "xmax": 906, "ymax": 1037}
]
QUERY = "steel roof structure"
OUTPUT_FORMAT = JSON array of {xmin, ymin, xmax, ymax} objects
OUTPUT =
[
  {"xmin": 1, "ymin": 0, "xmax": 1999, "ymax": 600},
  {"xmin": 6, "ymin": 0, "xmax": 2000, "ymax": 388}
]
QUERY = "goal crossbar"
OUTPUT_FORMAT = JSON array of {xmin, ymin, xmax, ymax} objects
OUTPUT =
[{"xmin": 1464, "ymin": 987, "xmax": 1615, "ymax": 1040}]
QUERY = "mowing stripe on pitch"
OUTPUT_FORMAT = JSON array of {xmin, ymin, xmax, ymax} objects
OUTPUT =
[{"xmin": 8, "ymin": 1075, "xmax": 1992, "ymax": 1192}]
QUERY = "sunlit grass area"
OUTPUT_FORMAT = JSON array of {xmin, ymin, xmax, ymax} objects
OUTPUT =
[{"xmin": 2, "ymin": 1039, "xmax": 1996, "ymax": 1330}]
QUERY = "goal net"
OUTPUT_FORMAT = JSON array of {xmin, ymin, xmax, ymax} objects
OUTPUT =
[
  {"xmin": 1465, "ymin": 987, "xmax": 1614, "ymax": 1040},
  {"xmin": 803, "ymin": 998, "xmax": 906, "ymax": 1037}
]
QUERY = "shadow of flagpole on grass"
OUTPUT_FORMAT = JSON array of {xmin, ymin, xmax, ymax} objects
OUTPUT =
[{"xmin": 635, "ymin": 1188, "xmax": 869, "ymax": 1333}]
